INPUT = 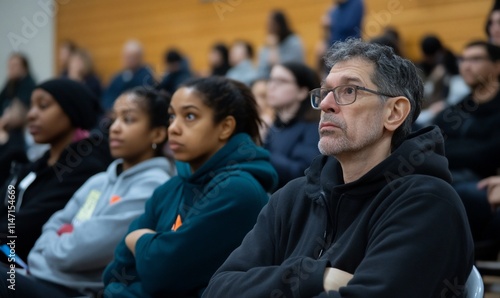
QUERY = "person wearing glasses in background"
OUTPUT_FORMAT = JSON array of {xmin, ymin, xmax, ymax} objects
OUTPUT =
[
  {"xmin": 432, "ymin": 41, "xmax": 500, "ymax": 256},
  {"xmin": 203, "ymin": 39, "xmax": 473, "ymax": 297}
]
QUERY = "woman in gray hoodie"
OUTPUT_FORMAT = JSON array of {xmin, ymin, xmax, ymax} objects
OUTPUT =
[{"xmin": 0, "ymin": 87, "xmax": 175, "ymax": 297}]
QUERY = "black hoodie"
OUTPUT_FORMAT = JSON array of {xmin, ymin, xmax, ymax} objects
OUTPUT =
[{"xmin": 204, "ymin": 126, "xmax": 474, "ymax": 298}]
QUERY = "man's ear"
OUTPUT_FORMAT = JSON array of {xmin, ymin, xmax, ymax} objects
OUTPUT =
[
  {"xmin": 383, "ymin": 96, "xmax": 411, "ymax": 132},
  {"xmin": 218, "ymin": 115, "xmax": 236, "ymax": 141}
]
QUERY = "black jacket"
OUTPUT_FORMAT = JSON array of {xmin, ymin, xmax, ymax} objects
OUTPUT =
[
  {"xmin": 434, "ymin": 91, "xmax": 500, "ymax": 179},
  {"xmin": 0, "ymin": 134, "xmax": 112, "ymax": 260},
  {"xmin": 204, "ymin": 126, "xmax": 474, "ymax": 298}
]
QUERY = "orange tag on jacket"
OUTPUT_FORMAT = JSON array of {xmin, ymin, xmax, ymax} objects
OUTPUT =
[
  {"xmin": 110, "ymin": 195, "xmax": 121, "ymax": 204},
  {"xmin": 171, "ymin": 215, "xmax": 183, "ymax": 231}
]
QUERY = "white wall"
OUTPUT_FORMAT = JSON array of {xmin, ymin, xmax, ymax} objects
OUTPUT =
[{"xmin": 0, "ymin": 0, "xmax": 55, "ymax": 85}]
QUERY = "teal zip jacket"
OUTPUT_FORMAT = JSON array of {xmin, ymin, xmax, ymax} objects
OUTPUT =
[{"xmin": 103, "ymin": 133, "xmax": 278, "ymax": 297}]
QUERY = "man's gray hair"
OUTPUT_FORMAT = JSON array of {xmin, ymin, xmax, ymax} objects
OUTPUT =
[{"xmin": 325, "ymin": 38, "xmax": 423, "ymax": 148}]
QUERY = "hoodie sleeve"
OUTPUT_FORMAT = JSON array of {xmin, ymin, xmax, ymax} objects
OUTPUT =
[
  {"xmin": 315, "ymin": 182, "xmax": 473, "ymax": 297},
  {"xmin": 133, "ymin": 175, "xmax": 269, "ymax": 295},
  {"xmin": 203, "ymin": 189, "xmax": 328, "ymax": 298},
  {"xmin": 102, "ymin": 182, "xmax": 170, "ymax": 287},
  {"xmin": 28, "ymin": 179, "xmax": 92, "ymax": 254},
  {"xmin": 36, "ymin": 174, "xmax": 167, "ymax": 272}
]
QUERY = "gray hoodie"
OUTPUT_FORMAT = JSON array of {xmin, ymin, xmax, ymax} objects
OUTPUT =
[{"xmin": 27, "ymin": 157, "xmax": 173, "ymax": 294}]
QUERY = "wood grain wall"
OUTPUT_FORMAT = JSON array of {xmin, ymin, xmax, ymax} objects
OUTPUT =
[{"xmin": 56, "ymin": 0, "xmax": 493, "ymax": 84}]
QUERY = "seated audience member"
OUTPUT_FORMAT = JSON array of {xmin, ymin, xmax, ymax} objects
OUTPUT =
[
  {"xmin": 157, "ymin": 49, "xmax": 192, "ymax": 95},
  {"xmin": 208, "ymin": 43, "xmax": 231, "ymax": 77},
  {"xmin": 433, "ymin": 41, "xmax": 500, "ymax": 243},
  {"xmin": 327, "ymin": 0, "xmax": 364, "ymax": 46},
  {"xmin": 264, "ymin": 62, "xmax": 320, "ymax": 188},
  {"xmin": 67, "ymin": 48, "xmax": 103, "ymax": 98},
  {"xmin": 416, "ymin": 35, "xmax": 468, "ymax": 127},
  {"xmin": 486, "ymin": 0, "xmax": 500, "ymax": 46},
  {"xmin": 102, "ymin": 40, "xmax": 155, "ymax": 111},
  {"xmin": 58, "ymin": 40, "xmax": 77, "ymax": 77},
  {"xmin": 257, "ymin": 10, "xmax": 304, "ymax": 78},
  {"xmin": 103, "ymin": 77, "xmax": 278, "ymax": 297},
  {"xmin": 0, "ymin": 53, "xmax": 36, "ymax": 184},
  {"xmin": 251, "ymin": 79, "xmax": 275, "ymax": 140},
  {"xmin": 226, "ymin": 40, "xmax": 258, "ymax": 86},
  {"xmin": 0, "ymin": 53, "xmax": 36, "ymax": 114},
  {"xmin": 0, "ymin": 79, "xmax": 112, "ymax": 261},
  {"xmin": 204, "ymin": 39, "xmax": 473, "ymax": 297},
  {"xmin": 0, "ymin": 100, "xmax": 30, "ymax": 186},
  {"xmin": 0, "ymin": 88, "xmax": 174, "ymax": 298}
]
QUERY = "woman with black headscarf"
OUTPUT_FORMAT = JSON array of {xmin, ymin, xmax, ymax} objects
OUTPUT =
[{"xmin": 0, "ymin": 78, "xmax": 112, "ymax": 261}]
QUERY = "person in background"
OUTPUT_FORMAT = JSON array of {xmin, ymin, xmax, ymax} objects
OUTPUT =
[
  {"xmin": 67, "ymin": 48, "xmax": 102, "ymax": 98},
  {"xmin": 486, "ymin": 0, "xmax": 500, "ymax": 46},
  {"xmin": 416, "ymin": 35, "xmax": 468, "ymax": 127},
  {"xmin": 328, "ymin": 0, "xmax": 364, "ymax": 46},
  {"xmin": 0, "ymin": 53, "xmax": 36, "ymax": 116},
  {"xmin": 251, "ymin": 79, "xmax": 275, "ymax": 141},
  {"xmin": 226, "ymin": 40, "xmax": 257, "ymax": 86},
  {"xmin": 58, "ymin": 40, "xmax": 77, "ymax": 77},
  {"xmin": 0, "ymin": 79, "xmax": 112, "ymax": 261},
  {"xmin": 102, "ymin": 40, "xmax": 155, "ymax": 111},
  {"xmin": 0, "ymin": 53, "xmax": 36, "ymax": 185},
  {"xmin": 0, "ymin": 88, "xmax": 174, "ymax": 298},
  {"xmin": 103, "ymin": 77, "xmax": 278, "ymax": 297},
  {"xmin": 157, "ymin": 49, "xmax": 192, "ymax": 96},
  {"xmin": 204, "ymin": 39, "xmax": 473, "ymax": 298},
  {"xmin": 257, "ymin": 10, "xmax": 304, "ymax": 78},
  {"xmin": 264, "ymin": 62, "xmax": 320, "ymax": 188},
  {"xmin": 369, "ymin": 30, "xmax": 401, "ymax": 56},
  {"xmin": 433, "ymin": 41, "xmax": 500, "ymax": 249},
  {"xmin": 208, "ymin": 43, "xmax": 231, "ymax": 77}
]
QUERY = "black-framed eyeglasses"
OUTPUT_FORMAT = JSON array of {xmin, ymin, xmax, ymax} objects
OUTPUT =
[{"xmin": 309, "ymin": 85, "xmax": 398, "ymax": 109}]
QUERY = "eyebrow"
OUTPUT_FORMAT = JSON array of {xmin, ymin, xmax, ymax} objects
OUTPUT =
[{"xmin": 169, "ymin": 105, "xmax": 201, "ymax": 111}]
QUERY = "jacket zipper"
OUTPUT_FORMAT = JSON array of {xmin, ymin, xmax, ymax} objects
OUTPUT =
[{"xmin": 318, "ymin": 192, "xmax": 344, "ymax": 258}]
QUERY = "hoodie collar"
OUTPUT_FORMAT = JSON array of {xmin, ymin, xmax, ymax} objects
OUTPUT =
[
  {"xmin": 306, "ymin": 126, "xmax": 451, "ymax": 201},
  {"xmin": 176, "ymin": 133, "xmax": 278, "ymax": 192}
]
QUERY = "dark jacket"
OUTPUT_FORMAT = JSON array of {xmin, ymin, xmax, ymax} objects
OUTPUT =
[
  {"xmin": 0, "ymin": 74, "xmax": 36, "ymax": 114},
  {"xmin": 0, "ymin": 129, "xmax": 28, "ymax": 186},
  {"xmin": 265, "ymin": 114, "xmax": 320, "ymax": 189},
  {"xmin": 103, "ymin": 133, "xmax": 278, "ymax": 297},
  {"xmin": 204, "ymin": 126, "xmax": 474, "ymax": 298},
  {"xmin": 0, "ymin": 133, "xmax": 112, "ymax": 260},
  {"xmin": 434, "ymin": 91, "xmax": 500, "ymax": 179},
  {"xmin": 102, "ymin": 66, "xmax": 155, "ymax": 111}
]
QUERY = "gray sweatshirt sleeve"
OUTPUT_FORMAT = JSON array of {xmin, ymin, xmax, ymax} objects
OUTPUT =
[
  {"xmin": 30, "ymin": 174, "xmax": 167, "ymax": 273},
  {"xmin": 29, "ymin": 179, "xmax": 91, "ymax": 252}
]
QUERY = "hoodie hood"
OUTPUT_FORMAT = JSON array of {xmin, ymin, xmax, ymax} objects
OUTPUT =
[
  {"xmin": 305, "ymin": 125, "xmax": 451, "ymax": 199},
  {"xmin": 176, "ymin": 133, "xmax": 278, "ymax": 193},
  {"xmin": 106, "ymin": 157, "xmax": 172, "ymax": 183}
]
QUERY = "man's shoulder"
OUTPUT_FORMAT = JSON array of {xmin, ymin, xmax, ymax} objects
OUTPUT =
[{"xmin": 386, "ymin": 174, "xmax": 461, "ymax": 207}]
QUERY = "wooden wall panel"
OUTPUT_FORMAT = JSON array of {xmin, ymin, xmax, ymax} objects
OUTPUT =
[{"xmin": 56, "ymin": 0, "xmax": 493, "ymax": 84}]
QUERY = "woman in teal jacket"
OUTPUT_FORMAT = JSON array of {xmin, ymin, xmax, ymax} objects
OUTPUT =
[{"xmin": 103, "ymin": 77, "xmax": 278, "ymax": 297}]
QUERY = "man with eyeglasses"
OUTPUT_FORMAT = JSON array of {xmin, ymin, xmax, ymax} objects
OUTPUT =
[
  {"xmin": 204, "ymin": 39, "xmax": 473, "ymax": 297},
  {"xmin": 433, "ymin": 41, "xmax": 500, "ymax": 249}
]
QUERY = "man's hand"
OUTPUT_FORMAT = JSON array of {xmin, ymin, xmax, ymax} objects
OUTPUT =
[
  {"xmin": 478, "ymin": 176, "xmax": 500, "ymax": 210},
  {"xmin": 125, "ymin": 228, "xmax": 156, "ymax": 256},
  {"xmin": 323, "ymin": 267, "xmax": 353, "ymax": 292}
]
